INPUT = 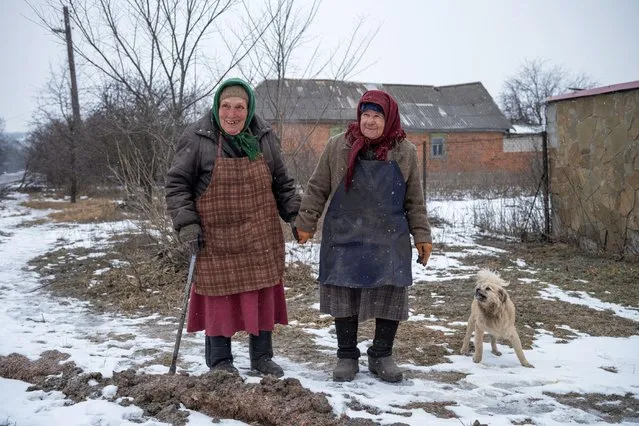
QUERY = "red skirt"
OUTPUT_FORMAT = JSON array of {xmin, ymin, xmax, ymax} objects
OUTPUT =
[{"xmin": 186, "ymin": 281, "xmax": 288, "ymax": 337}]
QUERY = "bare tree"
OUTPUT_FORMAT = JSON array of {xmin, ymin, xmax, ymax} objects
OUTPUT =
[
  {"xmin": 24, "ymin": 119, "xmax": 74, "ymax": 189},
  {"xmin": 243, "ymin": 0, "xmax": 376, "ymax": 129},
  {"xmin": 499, "ymin": 58, "xmax": 596, "ymax": 127},
  {"xmin": 24, "ymin": 70, "xmax": 116, "ymax": 193},
  {"xmin": 30, "ymin": 1, "xmax": 274, "ymax": 192},
  {"xmin": 237, "ymin": 0, "xmax": 377, "ymax": 187},
  {"xmin": 240, "ymin": 0, "xmax": 321, "ymax": 137},
  {"xmin": 25, "ymin": 70, "xmax": 77, "ymax": 192},
  {"xmin": 32, "ymin": 0, "xmax": 246, "ymax": 120}
]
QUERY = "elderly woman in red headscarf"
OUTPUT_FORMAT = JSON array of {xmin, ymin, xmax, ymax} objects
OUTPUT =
[{"xmin": 294, "ymin": 90, "xmax": 432, "ymax": 383}]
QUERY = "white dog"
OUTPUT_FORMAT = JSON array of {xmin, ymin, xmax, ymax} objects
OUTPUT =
[{"xmin": 460, "ymin": 269, "xmax": 534, "ymax": 368}]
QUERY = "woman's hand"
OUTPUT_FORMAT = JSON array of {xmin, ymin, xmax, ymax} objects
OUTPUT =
[
  {"xmin": 297, "ymin": 229, "xmax": 314, "ymax": 244},
  {"xmin": 179, "ymin": 223, "xmax": 203, "ymax": 255},
  {"xmin": 416, "ymin": 242, "xmax": 432, "ymax": 266}
]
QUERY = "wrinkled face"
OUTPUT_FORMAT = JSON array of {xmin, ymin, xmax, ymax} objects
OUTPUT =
[
  {"xmin": 360, "ymin": 110, "xmax": 385, "ymax": 140},
  {"xmin": 219, "ymin": 97, "xmax": 248, "ymax": 135}
]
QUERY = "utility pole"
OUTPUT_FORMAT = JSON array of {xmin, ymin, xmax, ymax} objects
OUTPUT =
[
  {"xmin": 54, "ymin": 6, "xmax": 80, "ymax": 203},
  {"xmin": 541, "ymin": 130, "xmax": 550, "ymax": 239}
]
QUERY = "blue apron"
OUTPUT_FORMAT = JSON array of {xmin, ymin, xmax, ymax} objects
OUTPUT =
[{"xmin": 318, "ymin": 160, "xmax": 412, "ymax": 288}]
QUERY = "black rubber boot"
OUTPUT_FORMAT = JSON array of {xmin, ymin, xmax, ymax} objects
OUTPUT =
[
  {"xmin": 205, "ymin": 335, "xmax": 238, "ymax": 374},
  {"xmin": 249, "ymin": 330, "xmax": 284, "ymax": 377},
  {"xmin": 333, "ymin": 316, "xmax": 360, "ymax": 382},
  {"xmin": 367, "ymin": 318, "xmax": 403, "ymax": 383}
]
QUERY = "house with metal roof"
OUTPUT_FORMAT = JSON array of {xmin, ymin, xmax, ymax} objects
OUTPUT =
[
  {"xmin": 254, "ymin": 79, "xmax": 539, "ymax": 193},
  {"xmin": 545, "ymin": 80, "xmax": 639, "ymax": 256}
]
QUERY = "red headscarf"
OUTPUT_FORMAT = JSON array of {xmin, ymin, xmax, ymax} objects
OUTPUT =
[{"xmin": 344, "ymin": 90, "xmax": 406, "ymax": 190}]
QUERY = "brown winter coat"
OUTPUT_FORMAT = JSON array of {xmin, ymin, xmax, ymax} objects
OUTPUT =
[
  {"xmin": 166, "ymin": 114, "xmax": 300, "ymax": 231},
  {"xmin": 295, "ymin": 133, "xmax": 432, "ymax": 244}
]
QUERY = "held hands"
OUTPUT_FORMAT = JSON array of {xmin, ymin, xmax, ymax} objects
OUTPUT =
[
  {"xmin": 296, "ymin": 229, "xmax": 314, "ymax": 244},
  {"xmin": 179, "ymin": 223, "xmax": 203, "ymax": 256},
  {"xmin": 416, "ymin": 242, "xmax": 432, "ymax": 266},
  {"xmin": 290, "ymin": 216, "xmax": 314, "ymax": 244}
]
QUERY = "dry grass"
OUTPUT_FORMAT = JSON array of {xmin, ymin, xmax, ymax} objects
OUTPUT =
[
  {"xmin": 21, "ymin": 197, "xmax": 125, "ymax": 223},
  {"xmin": 27, "ymin": 234, "xmax": 184, "ymax": 317}
]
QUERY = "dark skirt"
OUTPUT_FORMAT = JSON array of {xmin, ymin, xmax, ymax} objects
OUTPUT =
[{"xmin": 319, "ymin": 284, "xmax": 409, "ymax": 321}]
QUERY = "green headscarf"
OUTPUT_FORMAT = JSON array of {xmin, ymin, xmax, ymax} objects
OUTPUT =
[{"xmin": 211, "ymin": 78, "xmax": 261, "ymax": 161}]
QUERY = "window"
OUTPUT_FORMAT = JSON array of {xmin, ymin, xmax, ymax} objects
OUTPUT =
[{"xmin": 431, "ymin": 135, "xmax": 445, "ymax": 158}]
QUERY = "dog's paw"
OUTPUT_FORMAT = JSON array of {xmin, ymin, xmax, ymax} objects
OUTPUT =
[
  {"xmin": 522, "ymin": 361, "xmax": 535, "ymax": 368},
  {"xmin": 491, "ymin": 350, "xmax": 502, "ymax": 356},
  {"xmin": 461, "ymin": 341, "xmax": 475, "ymax": 355},
  {"xmin": 472, "ymin": 354, "xmax": 482, "ymax": 364}
]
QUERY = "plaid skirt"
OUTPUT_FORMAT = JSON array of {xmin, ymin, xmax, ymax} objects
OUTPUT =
[{"xmin": 319, "ymin": 284, "xmax": 409, "ymax": 321}]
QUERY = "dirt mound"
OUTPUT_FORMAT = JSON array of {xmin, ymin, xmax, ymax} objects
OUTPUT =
[
  {"xmin": 0, "ymin": 351, "xmax": 379, "ymax": 426},
  {"xmin": 0, "ymin": 350, "xmax": 79, "ymax": 383}
]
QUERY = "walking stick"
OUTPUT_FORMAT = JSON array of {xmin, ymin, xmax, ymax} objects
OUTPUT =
[{"xmin": 168, "ymin": 253, "xmax": 197, "ymax": 375}]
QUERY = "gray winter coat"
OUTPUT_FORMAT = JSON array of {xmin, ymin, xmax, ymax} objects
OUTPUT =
[
  {"xmin": 165, "ymin": 114, "xmax": 300, "ymax": 231},
  {"xmin": 295, "ymin": 132, "xmax": 432, "ymax": 244}
]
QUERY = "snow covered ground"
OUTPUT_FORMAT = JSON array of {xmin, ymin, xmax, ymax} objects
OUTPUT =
[
  {"xmin": 1, "ymin": 191, "xmax": 638, "ymax": 425},
  {"xmin": 0, "ymin": 170, "xmax": 24, "ymax": 186}
]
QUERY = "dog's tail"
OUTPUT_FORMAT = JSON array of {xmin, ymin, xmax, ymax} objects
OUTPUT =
[{"xmin": 477, "ymin": 269, "xmax": 509, "ymax": 287}]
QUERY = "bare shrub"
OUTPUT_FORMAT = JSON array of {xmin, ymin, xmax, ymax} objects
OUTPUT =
[
  {"xmin": 117, "ymin": 185, "xmax": 185, "ymax": 268},
  {"xmin": 471, "ymin": 195, "xmax": 545, "ymax": 239}
]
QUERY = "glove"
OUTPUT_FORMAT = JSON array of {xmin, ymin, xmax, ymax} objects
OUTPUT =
[
  {"xmin": 297, "ymin": 229, "xmax": 314, "ymax": 244},
  {"xmin": 416, "ymin": 242, "xmax": 432, "ymax": 266},
  {"xmin": 179, "ymin": 223, "xmax": 202, "ymax": 255}
]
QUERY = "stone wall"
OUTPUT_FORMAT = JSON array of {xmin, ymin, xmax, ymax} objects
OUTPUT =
[{"xmin": 546, "ymin": 89, "xmax": 639, "ymax": 256}]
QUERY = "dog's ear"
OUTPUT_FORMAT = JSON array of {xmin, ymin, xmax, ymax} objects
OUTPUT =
[{"xmin": 498, "ymin": 287, "xmax": 509, "ymax": 303}]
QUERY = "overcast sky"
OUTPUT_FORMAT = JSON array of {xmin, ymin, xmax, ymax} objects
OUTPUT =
[{"xmin": 1, "ymin": 0, "xmax": 638, "ymax": 133}]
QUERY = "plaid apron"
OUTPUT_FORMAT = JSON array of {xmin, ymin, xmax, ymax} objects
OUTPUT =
[{"xmin": 193, "ymin": 137, "xmax": 285, "ymax": 296}]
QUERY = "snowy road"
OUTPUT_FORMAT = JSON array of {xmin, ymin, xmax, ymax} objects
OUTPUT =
[{"xmin": 0, "ymin": 170, "xmax": 24, "ymax": 186}]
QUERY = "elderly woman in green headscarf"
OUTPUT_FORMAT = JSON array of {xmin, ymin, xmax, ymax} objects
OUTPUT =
[{"xmin": 166, "ymin": 78, "xmax": 300, "ymax": 376}]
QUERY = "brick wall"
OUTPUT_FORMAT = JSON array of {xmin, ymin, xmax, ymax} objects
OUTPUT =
[
  {"xmin": 406, "ymin": 131, "xmax": 541, "ymax": 194},
  {"xmin": 276, "ymin": 122, "xmax": 541, "ymax": 194},
  {"xmin": 277, "ymin": 122, "xmax": 339, "ymax": 153}
]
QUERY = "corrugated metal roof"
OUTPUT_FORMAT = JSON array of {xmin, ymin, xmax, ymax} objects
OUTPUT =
[
  {"xmin": 254, "ymin": 79, "xmax": 511, "ymax": 132},
  {"xmin": 546, "ymin": 80, "xmax": 639, "ymax": 103}
]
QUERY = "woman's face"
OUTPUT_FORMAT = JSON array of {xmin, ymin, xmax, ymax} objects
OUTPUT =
[
  {"xmin": 219, "ymin": 97, "xmax": 248, "ymax": 135},
  {"xmin": 360, "ymin": 110, "xmax": 385, "ymax": 140}
]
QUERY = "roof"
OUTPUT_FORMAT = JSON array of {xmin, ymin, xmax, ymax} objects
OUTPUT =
[
  {"xmin": 546, "ymin": 80, "xmax": 639, "ymax": 103},
  {"xmin": 254, "ymin": 79, "xmax": 511, "ymax": 132}
]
